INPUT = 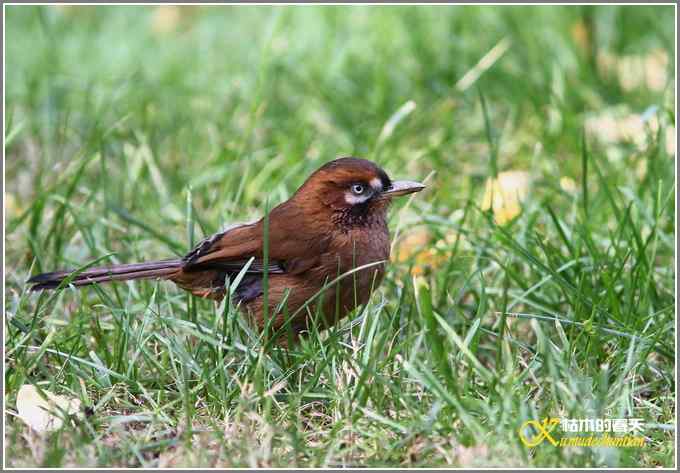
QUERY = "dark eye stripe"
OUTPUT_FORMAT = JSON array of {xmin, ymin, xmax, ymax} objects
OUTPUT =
[{"xmin": 377, "ymin": 169, "xmax": 392, "ymax": 190}]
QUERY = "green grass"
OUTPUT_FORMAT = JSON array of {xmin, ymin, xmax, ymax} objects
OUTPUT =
[{"xmin": 4, "ymin": 5, "xmax": 676, "ymax": 468}]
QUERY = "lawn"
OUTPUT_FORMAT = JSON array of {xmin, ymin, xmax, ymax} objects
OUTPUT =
[{"xmin": 3, "ymin": 5, "xmax": 676, "ymax": 468}]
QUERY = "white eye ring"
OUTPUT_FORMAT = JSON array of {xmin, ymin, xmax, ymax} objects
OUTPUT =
[{"xmin": 351, "ymin": 184, "xmax": 365, "ymax": 195}]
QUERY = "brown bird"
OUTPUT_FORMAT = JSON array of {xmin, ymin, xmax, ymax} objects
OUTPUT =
[{"xmin": 28, "ymin": 157, "xmax": 425, "ymax": 344}]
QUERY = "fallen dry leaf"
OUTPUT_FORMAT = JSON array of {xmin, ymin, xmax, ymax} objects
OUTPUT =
[
  {"xmin": 5, "ymin": 192, "xmax": 21, "ymax": 218},
  {"xmin": 664, "ymin": 126, "xmax": 676, "ymax": 156},
  {"xmin": 597, "ymin": 48, "xmax": 669, "ymax": 92},
  {"xmin": 16, "ymin": 384, "xmax": 81, "ymax": 433},
  {"xmin": 559, "ymin": 176, "xmax": 577, "ymax": 193},
  {"xmin": 151, "ymin": 6, "xmax": 181, "ymax": 35},
  {"xmin": 481, "ymin": 171, "xmax": 531, "ymax": 224},
  {"xmin": 585, "ymin": 108, "xmax": 675, "ymax": 156},
  {"xmin": 570, "ymin": 19, "xmax": 592, "ymax": 54},
  {"xmin": 395, "ymin": 228, "xmax": 461, "ymax": 275}
]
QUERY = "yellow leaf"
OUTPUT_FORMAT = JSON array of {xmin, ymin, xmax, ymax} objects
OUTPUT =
[
  {"xmin": 151, "ymin": 6, "xmax": 182, "ymax": 35},
  {"xmin": 559, "ymin": 177, "xmax": 577, "ymax": 193},
  {"xmin": 395, "ymin": 228, "xmax": 462, "ymax": 275},
  {"xmin": 570, "ymin": 20, "xmax": 591, "ymax": 54},
  {"xmin": 5, "ymin": 192, "xmax": 22, "ymax": 217},
  {"xmin": 585, "ymin": 107, "xmax": 674, "ymax": 156},
  {"xmin": 665, "ymin": 126, "xmax": 676, "ymax": 156},
  {"xmin": 16, "ymin": 384, "xmax": 81, "ymax": 433},
  {"xmin": 481, "ymin": 171, "xmax": 530, "ymax": 224},
  {"xmin": 396, "ymin": 229, "xmax": 431, "ymax": 263},
  {"xmin": 597, "ymin": 49, "xmax": 669, "ymax": 92}
]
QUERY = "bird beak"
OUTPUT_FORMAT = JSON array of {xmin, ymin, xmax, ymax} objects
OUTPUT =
[{"xmin": 382, "ymin": 180, "xmax": 426, "ymax": 197}]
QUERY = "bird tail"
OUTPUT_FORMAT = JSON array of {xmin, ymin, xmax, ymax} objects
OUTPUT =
[{"xmin": 27, "ymin": 259, "xmax": 183, "ymax": 291}]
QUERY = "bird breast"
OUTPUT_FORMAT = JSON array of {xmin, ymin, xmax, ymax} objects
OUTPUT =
[
  {"xmin": 320, "ymin": 222, "xmax": 391, "ymax": 301},
  {"xmin": 331, "ymin": 225, "xmax": 390, "ymax": 270}
]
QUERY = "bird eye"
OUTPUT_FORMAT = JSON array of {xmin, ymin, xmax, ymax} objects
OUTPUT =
[{"xmin": 351, "ymin": 184, "xmax": 366, "ymax": 195}]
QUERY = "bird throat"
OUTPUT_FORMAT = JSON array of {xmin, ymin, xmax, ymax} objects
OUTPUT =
[{"xmin": 332, "ymin": 201, "xmax": 388, "ymax": 231}]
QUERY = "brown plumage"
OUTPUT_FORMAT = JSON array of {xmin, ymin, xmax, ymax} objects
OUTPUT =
[{"xmin": 28, "ymin": 157, "xmax": 425, "ymax": 344}]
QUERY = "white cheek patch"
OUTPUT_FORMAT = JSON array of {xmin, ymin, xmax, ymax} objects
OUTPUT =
[
  {"xmin": 344, "ymin": 192, "xmax": 371, "ymax": 205},
  {"xmin": 370, "ymin": 177, "xmax": 383, "ymax": 191}
]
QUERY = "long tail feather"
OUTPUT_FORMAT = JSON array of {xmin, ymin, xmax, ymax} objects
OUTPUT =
[{"xmin": 28, "ymin": 259, "xmax": 182, "ymax": 291}]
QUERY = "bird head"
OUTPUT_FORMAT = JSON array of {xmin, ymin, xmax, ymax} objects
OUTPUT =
[{"xmin": 292, "ymin": 157, "xmax": 425, "ymax": 228}]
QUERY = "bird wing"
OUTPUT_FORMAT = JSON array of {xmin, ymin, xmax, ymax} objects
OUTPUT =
[
  {"xmin": 181, "ymin": 222, "xmax": 283, "ymax": 273},
  {"xmin": 181, "ymin": 204, "xmax": 328, "ymax": 275}
]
